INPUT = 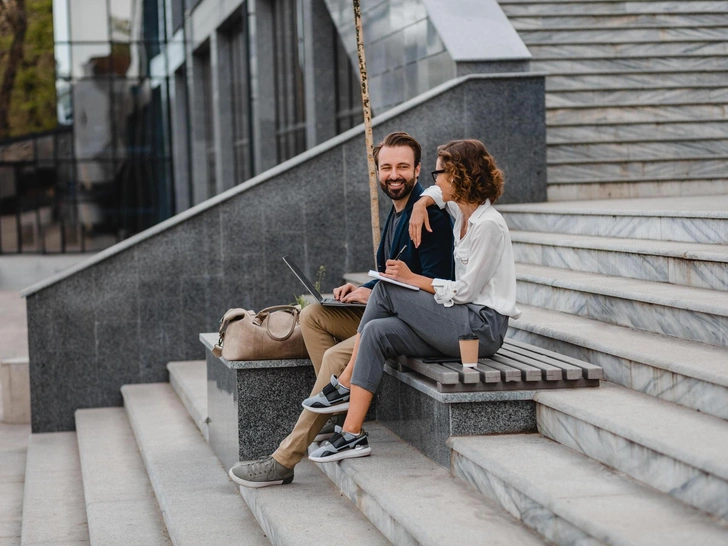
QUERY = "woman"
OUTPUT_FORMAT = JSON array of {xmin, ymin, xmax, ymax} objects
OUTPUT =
[{"xmin": 303, "ymin": 139, "xmax": 521, "ymax": 462}]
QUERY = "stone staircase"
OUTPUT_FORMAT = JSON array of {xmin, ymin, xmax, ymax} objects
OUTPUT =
[{"xmin": 499, "ymin": 0, "xmax": 728, "ymax": 200}]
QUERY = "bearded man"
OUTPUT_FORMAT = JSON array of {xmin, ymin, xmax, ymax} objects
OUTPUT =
[{"xmin": 229, "ymin": 131, "xmax": 454, "ymax": 487}]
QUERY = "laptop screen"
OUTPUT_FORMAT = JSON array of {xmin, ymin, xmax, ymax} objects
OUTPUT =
[{"xmin": 282, "ymin": 256, "xmax": 324, "ymax": 301}]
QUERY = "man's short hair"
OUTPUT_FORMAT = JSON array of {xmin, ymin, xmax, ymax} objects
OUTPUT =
[{"xmin": 373, "ymin": 132, "xmax": 422, "ymax": 169}]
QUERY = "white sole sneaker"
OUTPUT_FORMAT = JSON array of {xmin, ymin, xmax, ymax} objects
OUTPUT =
[
  {"xmin": 302, "ymin": 401, "xmax": 350, "ymax": 414},
  {"xmin": 308, "ymin": 444, "xmax": 371, "ymax": 463}
]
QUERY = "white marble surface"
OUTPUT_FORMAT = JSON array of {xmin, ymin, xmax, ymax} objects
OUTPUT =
[
  {"xmin": 450, "ymin": 434, "xmax": 728, "ymax": 544},
  {"xmin": 511, "ymin": 12, "xmax": 727, "ymax": 29},
  {"xmin": 520, "ymin": 26, "xmax": 728, "ymax": 44},
  {"xmin": 549, "ymin": 137, "xmax": 728, "ymax": 161},
  {"xmin": 167, "ymin": 360, "xmax": 209, "ymax": 441},
  {"xmin": 537, "ymin": 404, "xmax": 728, "ymax": 521},
  {"xmin": 549, "ymin": 157, "xmax": 727, "ymax": 183},
  {"xmin": 548, "ymin": 179, "xmax": 728, "ymax": 201}
]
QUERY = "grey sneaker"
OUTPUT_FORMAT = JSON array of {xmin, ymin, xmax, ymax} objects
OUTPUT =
[
  {"xmin": 229, "ymin": 456, "xmax": 294, "ymax": 488},
  {"xmin": 309, "ymin": 425, "xmax": 371, "ymax": 463},
  {"xmin": 314, "ymin": 414, "xmax": 347, "ymax": 442},
  {"xmin": 302, "ymin": 375, "xmax": 350, "ymax": 414}
]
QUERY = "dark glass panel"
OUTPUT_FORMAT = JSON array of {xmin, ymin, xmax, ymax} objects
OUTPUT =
[{"xmin": 227, "ymin": 17, "xmax": 253, "ymax": 183}]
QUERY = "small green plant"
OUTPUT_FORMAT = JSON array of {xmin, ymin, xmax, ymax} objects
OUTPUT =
[{"xmin": 293, "ymin": 265, "xmax": 326, "ymax": 308}]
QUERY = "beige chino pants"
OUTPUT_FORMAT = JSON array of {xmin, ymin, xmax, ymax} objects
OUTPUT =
[{"xmin": 272, "ymin": 303, "xmax": 363, "ymax": 469}]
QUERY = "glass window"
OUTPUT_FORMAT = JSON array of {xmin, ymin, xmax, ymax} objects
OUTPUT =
[
  {"xmin": 334, "ymin": 32, "xmax": 362, "ymax": 133},
  {"xmin": 227, "ymin": 18, "xmax": 253, "ymax": 183},
  {"xmin": 194, "ymin": 48, "xmax": 216, "ymax": 197},
  {"xmin": 69, "ymin": 0, "xmax": 110, "ymax": 41}
]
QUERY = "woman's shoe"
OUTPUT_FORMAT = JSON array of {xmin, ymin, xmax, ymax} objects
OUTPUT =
[
  {"xmin": 302, "ymin": 375, "xmax": 350, "ymax": 414},
  {"xmin": 309, "ymin": 426, "xmax": 371, "ymax": 462}
]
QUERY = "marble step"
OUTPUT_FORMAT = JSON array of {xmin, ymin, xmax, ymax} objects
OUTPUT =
[
  {"xmin": 508, "ymin": 304, "xmax": 728, "ymax": 420},
  {"xmin": 449, "ymin": 434, "xmax": 728, "ymax": 545},
  {"xmin": 519, "ymin": 27, "xmax": 728, "ymax": 43},
  {"xmin": 547, "ymin": 71, "xmax": 728, "ymax": 91},
  {"xmin": 535, "ymin": 382, "xmax": 728, "ymax": 521},
  {"xmin": 20, "ymin": 432, "xmax": 89, "ymax": 545},
  {"xmin": 547, "ymin": 103, "xmax": 728, "ymax": 126},
  {"xmin": 547, "ymin": 120, "xmax": 728, "ymax": 143},
  {"xmin": 547, "ymin": 87, "xmax": 728, "ymax": 108},
  {"xmin": 0, "ymin": 423, "xmax": 29, "ymax": 545},
  {"xmin": 167, "ymin": 360, "xmax": 208, "ymax": 441},
  {"xmin": 531, "ymin": 40, "xmax": 728, "ymax": 59},
  {"xmin": 547, "ymin": 177, "xmax": 728, "ymax": 200},
  {"xmin": 498, "ymin": 195, "xmax": 728, "ymax": 243},
  {"xmin": 515, "ymin": 262, "xmax": 728, "ymax": 346},
  {"xmin": 75, "ymin": 408, "xmax": 170, "ymax": 546},
  {"xmin": 549, "ymin": 138, "xmax": 728, "ymax": 162},
  {"xmin": 121, "ymin": 383, "xmax": 269, "ymax": 546},
  {"xmin": 312, "ymin": 423, "xmax": 546, "ymax": 546},
  {"xmin": 548, "ymin": 156, "xmax": 728, "ymax": 183},
  {"xmin": 510, "ymin": 13, "xmax": 728, "ymax": 29},
  {"xmin": 511, "ymin": 230, "xmax": 728, "ymax": 290},
  {"xmin": 534, "ymin": 56, "xmax": 728, "ymax": 74},
  {"xmin": 236, "ymin": 458, "xmax": 390, "ymax": 546},
  {"xmin": 502, "ymin": 1, "xmax": 728, "ymax": 16}
]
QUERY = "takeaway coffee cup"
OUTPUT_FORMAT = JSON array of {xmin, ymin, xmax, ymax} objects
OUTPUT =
[{"xmin": 458, "ymin": 333, "xmax": 479, "ymax": 368}]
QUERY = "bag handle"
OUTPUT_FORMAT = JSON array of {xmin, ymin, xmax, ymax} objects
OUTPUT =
[{"xmin": 255, "ymin": 305, "xmax": 299, "ymax": 341}]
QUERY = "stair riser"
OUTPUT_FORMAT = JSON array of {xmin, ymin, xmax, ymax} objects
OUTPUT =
[
  {"xmin": 537, "ymin": 404, "xmax": 728, "ymax": 520},
  {"xmin": 507, "ymin": 326, "xmax": 728, "ymax": 420},
  {"xmin": 547, "ymin": 120, "xmax": 728, "ymax": 143},
  {"xmin": 548, "ymin": 87, "xmax": 728, "ymax": 108},
  {"xmin": 513, "ymin": 241, "xmax": 728, "ymax": 290},
  {"xmin": 532, "ymin": 41, "xmax": 728, "ymax": 59},
  {"xmin": 547, "ymin": 178, "xmax": 728, "ymax": 200},
  {"xmin": 520, "ymin": 27, "xmax": 728, "ymax": 43},
  {"xmin": 503, "ymin": 2, "xmax": 728, "ymax": 17},
  {"xmin": 548, "ymin": 104, "xmax": 727, "ymax": 126},
  {"xmin": 548, "ymin": 158, "xmax": 727, "ymax": 182},
  {"xmin": 548, "ymin": 72, "xmax": 728, "ymax": 91},
  {"xmin": 549, "ymin": 139, "xmax": 728, "ymax": 161},
  {"xmin": 536, "ymin": 56, "xmax": 728, "ymax": 74},
  {"xmin": 511, "ymin": 13, "xmax": 728, "ymax": 29},
  {"xmin": 503, "ymin": 212, "xmax": 728, "ymax": 244},
  {"xmin": 451, "ymin": 452, "xmax": 603, "ymax": 545},
  {"xmin": 516, "ymin": 280, "xmax": 727, "ymax": 346}
]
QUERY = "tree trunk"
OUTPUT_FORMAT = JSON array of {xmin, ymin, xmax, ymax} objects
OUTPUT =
[{"xmin": 0, "ymin": 0, "xmax": 27, "ymax": 139}]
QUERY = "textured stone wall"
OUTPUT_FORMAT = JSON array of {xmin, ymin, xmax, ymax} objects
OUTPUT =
[{"xmin": 25, "ymin": 74, "xmax": 546, "ymax": 432}]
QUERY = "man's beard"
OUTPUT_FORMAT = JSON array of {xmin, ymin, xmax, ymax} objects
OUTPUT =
[{"xmin": 380, "ymin": 175, "xmax": 416, "ymax": 201}]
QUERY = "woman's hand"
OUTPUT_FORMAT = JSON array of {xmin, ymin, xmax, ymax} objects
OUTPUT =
[
  {"xmin": 382, "ymin": 259, "xmax": 415, "ymax": 284},
  {"xmin": 408, "ymin": 199, "xmax": 432, "ymax": 248}
]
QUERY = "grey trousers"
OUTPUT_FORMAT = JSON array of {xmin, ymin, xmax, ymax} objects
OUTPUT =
[{"xmin": 352, "ymin": 281, "xmax": 509, "ymax": 393}]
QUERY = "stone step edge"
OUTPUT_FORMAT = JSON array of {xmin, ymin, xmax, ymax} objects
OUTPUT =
[
  {"xmin": 309, "ymin": 422, "xmax": 545, "ymax": 546},
  {"xmin": 510, "ymin": 304, "xmax": 728, "ymax": 389},
  {"xmin": 547, "ymin": 135, "xmax": 728, "ymax": 146},
  {"xmin": 121, "ymin": 383, "xmax": 269, "ymax": 546},
  {"xmin": 511, "ymin": 12, "xmax": 728, "ymax": 18},
  {"xmin": 75, "ymin": 407, "xmax": 171, "ymax": 546},
  {"xmin": 548, "ymin": 84, "xmax": 728, "ymax": 93},
  {"xmin": 549, "ymin": 100, "xmax": 728, "ymax": 111},
  {"xmin": 511, "ymin": 230, "xmax": 728, "ymax": 263},
  {"xmin": 536, "ymin": 381, "xmax": 728, "ymax": 481},
  {"xmin": 517, "ymin": 22, "xmax": 728, "ymax": 30},
  {"xmin": 500, "ymin": 0, "xmax": 726, "ymax": 4},
  {"xmin": 548, "ymin": 175, "xmax": 728, "ymax": 185},
  {"xmin": 548, "ymin": 153, "xmax": 728, "ymax": 166},
  {"xmin": 235, "ymin": 458, "xmax": 390, "ymax": 546},
  {"xmin": 448, "ymin": 434, "xmax": 728, "ymax": 544},
  {"xmin": 548, "ymin": 114, "xmax": 728, "ymax": 128},
  {"xmin": 515, "ymin": 262, "xmax": 728, "ymax": 316},
  {"xmin": 167, "ymin": 360, "xmax": 208, "ymax": 441},
  {"xmin": 540, "ymin": 67, "xmax": 728, "ymax": 77},
  {"xmin": 497, "ymin": 201, "xmax": 728, "ymax": 219}
]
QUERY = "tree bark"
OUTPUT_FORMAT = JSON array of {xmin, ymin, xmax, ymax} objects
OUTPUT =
[
  {"xmin": 0, "ymin": 0, "xmax": 27, "ymax": 139},
  {"xmin": 352, "ymin": 0, "xmax": 380, "ymax": 262}
]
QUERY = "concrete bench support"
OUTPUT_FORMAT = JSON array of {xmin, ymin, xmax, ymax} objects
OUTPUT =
[
  {"xmin": 1, "ymin": 357, "xmax": 30, "ymax": 424},
  {"xmin": 379, "ymin": 364, "xmax": 538, "ymax": 467},
  {"xmin": 200, "ymin": 333, "xmax": 316, "ymax": 470}
]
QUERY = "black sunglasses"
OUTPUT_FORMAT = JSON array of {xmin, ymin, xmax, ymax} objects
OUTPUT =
[{"xmin": 431, "ymin": 170, "xmax": 446, "ymax": 184}]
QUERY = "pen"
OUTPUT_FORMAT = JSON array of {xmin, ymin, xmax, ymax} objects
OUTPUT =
[{"xmin": 394, "ymin": 245, "xmax": 407, "ymax": 261}]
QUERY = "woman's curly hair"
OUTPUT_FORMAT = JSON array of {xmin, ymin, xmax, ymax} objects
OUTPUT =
[{"xmin": 437, "ymin": 140, "xmax": 504, "ymax": 204}]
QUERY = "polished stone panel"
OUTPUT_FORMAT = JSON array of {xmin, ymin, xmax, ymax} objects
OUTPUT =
[{"xmin": 378, "ymin": 366, "xmax": 536, "ymax": 467}]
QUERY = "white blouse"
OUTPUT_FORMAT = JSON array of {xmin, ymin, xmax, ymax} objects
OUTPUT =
[{"xmin": 423, "ymin": 185, "xmax": 521, "ymax": 319}]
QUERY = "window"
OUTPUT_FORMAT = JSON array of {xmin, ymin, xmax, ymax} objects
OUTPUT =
[{"xmin": 227, "ymin": 18, "xmax": 253, "ymax": 183}]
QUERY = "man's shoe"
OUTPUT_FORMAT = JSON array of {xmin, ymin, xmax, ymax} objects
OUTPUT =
[
  {"xmin": 302, "ymin": 375, "xmax": 350, "ymax": 414},
  {"xmin": 309, "ymin": 426, "xmax": 371, "ymax": 462},
  {"xmin": 229, "ymin": 456, "xmax": 294, "ymax": 488},
  {"xmin": 313, "ymin": 414, "xmax": 346, "ymax": 442}
]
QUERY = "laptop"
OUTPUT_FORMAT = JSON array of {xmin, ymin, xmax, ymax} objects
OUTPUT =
[{"xmin": 283, "ymin": 256, "xmax": 367, "ymax": 308}]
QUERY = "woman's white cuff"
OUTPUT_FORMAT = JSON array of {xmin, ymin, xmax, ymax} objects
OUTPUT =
[{"xmin": 432, "ymin": 278, "xmax": 455, "ymax": 307}]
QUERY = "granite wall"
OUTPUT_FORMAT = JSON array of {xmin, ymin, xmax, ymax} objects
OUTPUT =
[{"xmin": 25, "ymin": 73, "xmax": 546, "ymax": 432}]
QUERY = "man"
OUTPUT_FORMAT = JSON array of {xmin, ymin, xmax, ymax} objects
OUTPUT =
[{"xmin": 229, "ymin": 131, "xmax": 454, "ymax": 487}]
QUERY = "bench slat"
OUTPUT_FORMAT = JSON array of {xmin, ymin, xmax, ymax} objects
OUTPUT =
[
  {"xmin": 500, "ymin": 344, "xmax": 583, "ymax": 380},
  {"xmin": 496, "ymin": 348, "xmax": 564, "ymax": 381},
  {"xmin": 490, "ymin": 355, "xmax": 542, "ymax": 382},
  {"xmin": 478, "ymin": 358, "xmax": 522, "ymax": 382},
  {"xmin": 435, "ymin": 376, "xmax": 600, "ymax": 393},
  {"xmin": 504, "ymin": 339, "xmax": 604, "ymax": 380},
  {"xmin": 442, "ymin": 362, "xmax": 481, "ymax": 384},
  {"xmin": 397, "ymin": 356, "xmax": 460, "ymax": 384},
  {"xmin": 475, "ymin": 363, "xmax": 502, "ymax": 383}
]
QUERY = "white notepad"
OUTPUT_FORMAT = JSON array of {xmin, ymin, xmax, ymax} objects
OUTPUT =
[{"xmin": 368, "ymin": 270, "xmax": 420, "ymax": 291}]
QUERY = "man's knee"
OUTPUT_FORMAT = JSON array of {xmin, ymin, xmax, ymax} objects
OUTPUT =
[
  {"xmin": 319, "ymin": 342, "xmax": 353, "ymax": 378},
  {"xmin": 299, "ymin": 303, "xmax": 326, "ymax": 330}
]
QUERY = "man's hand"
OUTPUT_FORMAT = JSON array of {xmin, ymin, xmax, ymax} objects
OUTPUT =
[
  {"xmin": 333, "ymin": 283, "xmax": 372, "ymax": 304},
  {"xmin": 408, "ymin": 199, "xmax": 432, "ymax": 248}
]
